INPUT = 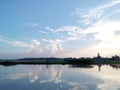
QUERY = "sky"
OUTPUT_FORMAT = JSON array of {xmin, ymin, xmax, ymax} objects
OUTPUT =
[{"xmin": 1, "ymin": 0, "xmax": 120, "ymax": 59}]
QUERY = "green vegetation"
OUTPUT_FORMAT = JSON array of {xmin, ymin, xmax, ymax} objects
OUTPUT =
[{"xmin": 0, "ymin": 57, "xmax": 120, "ymax": 66}]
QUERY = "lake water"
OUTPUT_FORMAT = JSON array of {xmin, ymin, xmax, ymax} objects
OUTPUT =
[{"xmin": 0, "ymin": 64, "xmax": 120, "ymax": 90}]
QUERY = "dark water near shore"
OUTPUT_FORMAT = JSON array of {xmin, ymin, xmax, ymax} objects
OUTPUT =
[{"xmin": 0, "ymin": 64, "xmax": 120, "ymax": 90}]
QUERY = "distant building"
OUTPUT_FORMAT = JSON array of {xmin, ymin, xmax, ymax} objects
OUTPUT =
[{"xmin": 111, "ymin": 55, "xmax": 120, "ymax": 60}]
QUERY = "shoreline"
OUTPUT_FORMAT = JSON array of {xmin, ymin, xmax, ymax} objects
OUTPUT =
[{"xmin": 0, "ymin": 59, "xmax": 120, "ymax": 66}]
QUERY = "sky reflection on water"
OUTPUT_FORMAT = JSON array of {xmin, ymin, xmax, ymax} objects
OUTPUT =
[{"xmin": 0, "ymin": 65, "xmax": 120, "ymax": 90}]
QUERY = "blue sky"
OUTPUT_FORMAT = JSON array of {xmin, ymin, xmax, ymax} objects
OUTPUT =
[{"xmin": 0, "ymin": 0, "xmax": 120, "ymax": 59}]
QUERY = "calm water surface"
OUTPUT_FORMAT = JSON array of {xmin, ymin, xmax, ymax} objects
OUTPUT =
[{"xmin": 0, "ymin": 64, "xmax": 120, "ymax": 90}]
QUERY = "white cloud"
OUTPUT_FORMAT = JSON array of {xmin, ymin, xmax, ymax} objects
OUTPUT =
[
  {"xmin": 31, "ymin": 39, "xmax": 41, "ymax": 46},
  {"xmin": 44, "ymin": 0, "xmax": 120, "ymax": 42},
  {"xmin": 0, "ymin": 37, "xmax": 30, "ymax": 48},
  {"xmin": 21, "ymin": 39, "xmax": 64, "ymax": 57},
  {"xmin": 51, "ymin": 0, "xmax": 120, "ymax": 57},
  {"xmin": 45, "ymin": 26, "xmax": 86, "ymax": 41},
  {"xmin": 39, "ymin": 30, "xmax": 47, "ymax": 34},
  {"xmin": 45, "ymin": 26, "xmax": 55, "ymax": 33},
  {"xmin": 44, "ymin": 19, "xmax": 120, "ymax": 57},
  {"xmin": 49, "ymin": 39, "xmax": 63, "ymax": 54},
  {"xmin": 72, "ymin": 0, "xmax": 120, "ymax": 25},
  {"xmin": 84, "ymin": 19, "xmax": 120, "ymax": 41},
  {"xmin": 25, "ymin": 22, "xmax": 38, "ymax": 27},
  {"xmin": 64, "ymin": 19, "xmax": 120, "ymax": 57},
  {"xmin": 11, "ymin": 41, "xmax": 30, "ymax": 47},
  {"xmin": 44, "ymin": 18, "xmax": 120, "ymax": 57},
  {"xmin": 42, "ymin": 39, "xmax": 63, "ymax": 54},
  {"xmin": 46, "ymin": 26, "xmax": 82, "ymax": 33},
  {"xmin": 0, "ymin": 38, "xmax": 8, "ymax": 42},
  {"xmin": 30, "ymin": 39, "xmax": 43, "ymax": 54},
  {"xmin": 0, "ymin": 37, "xmax": 64, "ymax": 58},
  {"xmin": 1, "ymin": 0, "xmax": 120, "ymax": 58}
]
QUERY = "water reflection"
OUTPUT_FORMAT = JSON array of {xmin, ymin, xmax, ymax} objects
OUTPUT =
[
  {"xmin": 110, "ymin": 64, "xmax": 120, "ymax": 70},
  {"xmin": 0, "ymin": 65, "xmax": 120, "ymax": 90},
  {"xmin": 69, "ymin": 64, "xmax": 94, "ymax": 68}
]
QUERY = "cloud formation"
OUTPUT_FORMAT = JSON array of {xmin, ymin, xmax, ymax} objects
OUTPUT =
[
  {"xmin": 1, "ymin": 0, "xmax": 120, "ymax": 58},
  {"xmin": 0, "ymin": 37, "xmax": 30, "ymax": 48},
  {"xmin": 25, "ymin": 22, "xmax": 38, "ymax": 27},
  {"xmin": 44, "ymin": 0, "xmax": 120, "ymax": 57},
  {"xmin": 0, "ymin": 37, "xmax": 64, "ymax": 58},
  {"xmin": 72, "ymin": 0, "xmax": 120, "ymax": 25}
]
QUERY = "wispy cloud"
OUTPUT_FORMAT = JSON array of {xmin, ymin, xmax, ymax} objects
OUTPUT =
[
  {"xmin": 0, "ymin": 37, "xmax": 30, "ymax": 48},
  {"xmin": 45, "ymin": 1, "xmax": 120, "ymax": 42},
  {"xmin": 39, "ymin": 30, "xmax": 47, "ymax": 34},
  {"xmin": 59, "ymin": 19, "xmax": 120, "ymax": 57},
  {"xmin": 43, "ymin": 0, "xmax": 120, "ymax": 57},
  {"xmin": 72, "ymin": 0, "xmax": 120, "ymax": 25},
  {"xmin": 44, "ymin": 22, "xmax": 120, "ymax": 56},
  {"xmin": 11, "ymin": 41, "xmax": 30, "ymax": 47},
  {"xmin": 45, "ymin": 26, "xmax": 55, "ymax": 33},
  {"xmin": 45, "ymin": 26, "xmax": 87, "ymax": 41},
  {"xmin": 1, "ymin": 0, "xmax": 120, "ymax": 58},
  {"xmin": 25, "ymin": 22, "xmax": 38, "ymax": 27}
]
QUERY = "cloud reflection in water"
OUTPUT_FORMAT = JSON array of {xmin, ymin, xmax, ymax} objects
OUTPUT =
[{"xmin": 0, "ymin": 65, "xmax": 120, "ymax": 90}]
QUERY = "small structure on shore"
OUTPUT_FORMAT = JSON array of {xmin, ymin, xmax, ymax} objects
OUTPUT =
[
  {"xmin": 97, "ymin": 53, "xmax": 101, "ymax": 59},
  {"xmin": 93, "ymin": 53, "xmax": 102, "ymax": 62},
  {"xmin": 111, "ymin": 55, "xmax": 120, "ymax": 60}
]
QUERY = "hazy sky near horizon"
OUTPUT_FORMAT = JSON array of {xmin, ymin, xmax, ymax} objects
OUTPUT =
[{"xmin": 0, "ymin": 0, "xmax": 120, "ymax": 59}]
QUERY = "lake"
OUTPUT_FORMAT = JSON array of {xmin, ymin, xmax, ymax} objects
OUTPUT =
[{"xmin": 0, "ymin": 64, "xmax": 120, "ymax": 90}]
